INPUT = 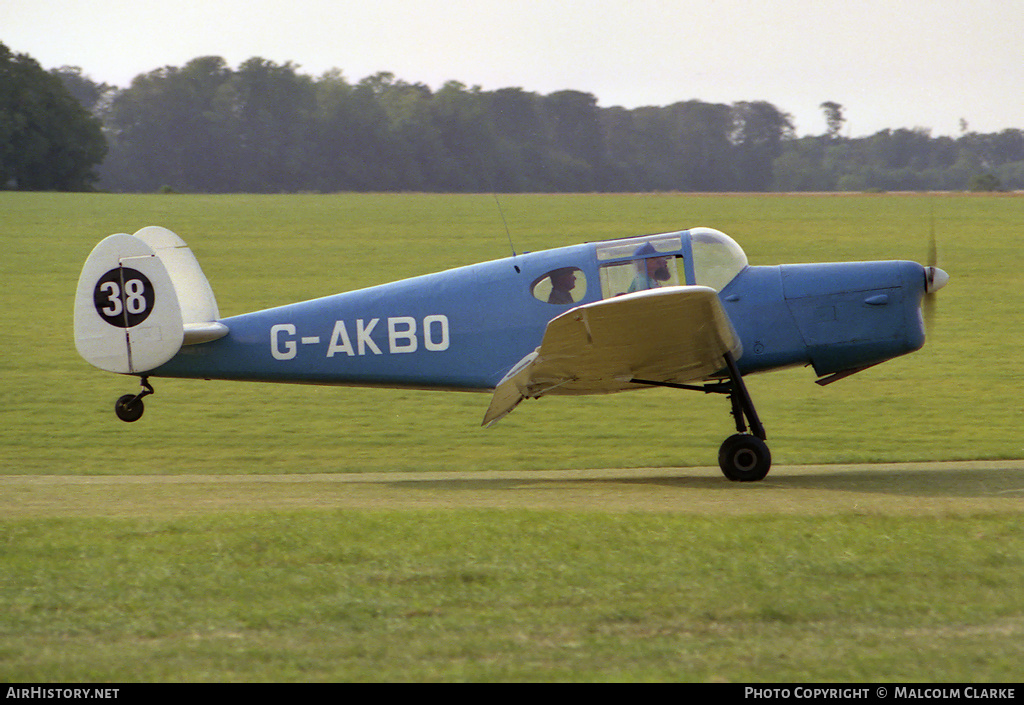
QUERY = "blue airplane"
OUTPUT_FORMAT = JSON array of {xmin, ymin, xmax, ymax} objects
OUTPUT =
[{"xmin": 74, "ymin": 225, "xmax": 948, "ymax": 481}]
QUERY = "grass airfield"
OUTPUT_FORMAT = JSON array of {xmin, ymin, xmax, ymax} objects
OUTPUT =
[
  {"xmin": 2, "ymin": 464, "xmax": 1022, "ymax": 682},
  {"xmin": 3, "ymin": 461, "xmax": 1023, "ymax": 519},
  {"xmin": 1, "ymin": 192, "xmax": 1022, "ymax": 681}
]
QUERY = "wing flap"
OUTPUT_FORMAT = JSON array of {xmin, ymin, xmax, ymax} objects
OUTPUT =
[{"xmin": 483, "ymin": 286, "xmax": 741, "ymax": 425}]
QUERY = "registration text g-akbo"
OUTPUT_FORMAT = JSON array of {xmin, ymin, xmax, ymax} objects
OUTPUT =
[{"xmin": 271, "ymin": 315, "xmax": 450, "ymax": 360}]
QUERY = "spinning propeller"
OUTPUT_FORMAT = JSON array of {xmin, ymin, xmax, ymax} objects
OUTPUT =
[{"xmin": 922, "ymin": 218, "xmax": 950, "ymax": 331}]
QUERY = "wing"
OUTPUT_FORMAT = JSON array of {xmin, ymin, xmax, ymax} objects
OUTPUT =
[{"xmin": 483, "ymin": 285, "xmax": 741, "ymax": 426}]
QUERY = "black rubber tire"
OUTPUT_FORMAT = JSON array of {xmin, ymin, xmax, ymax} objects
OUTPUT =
[
  {"xmin": 718, "ymin": 433, "xmax": 771, "ymax": 482},
  {"xmin": 114, "ymin": 394, "xmax": 144, "ymax": 423}
]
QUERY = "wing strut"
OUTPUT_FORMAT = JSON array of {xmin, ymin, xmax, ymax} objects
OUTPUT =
[
  {"xmin": 631, "ymin": 351, "xmax": 771, "ymax": 482},
  {"xmin": 632, "ymin": 351, "xmax": 765, "ymax": 441}
]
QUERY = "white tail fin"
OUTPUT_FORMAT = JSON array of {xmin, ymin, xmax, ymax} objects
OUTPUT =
[{"xmin": 74, "ymin": 227, "xmax": 227, "ymax": 374}]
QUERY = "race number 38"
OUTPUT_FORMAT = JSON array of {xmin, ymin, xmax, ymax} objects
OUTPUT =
[{"xmin": 93, "ymin": 267, "xmax": 155, "ymax": 328}]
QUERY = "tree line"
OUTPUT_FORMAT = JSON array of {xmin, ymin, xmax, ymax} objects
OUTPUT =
[
  {"xmin": 0, "ymin": 43, "xmax": 106, "ymax": 190},
  {"xmin": 3, "ymin": 44, "xmax": 1022, "ymax": 193}
]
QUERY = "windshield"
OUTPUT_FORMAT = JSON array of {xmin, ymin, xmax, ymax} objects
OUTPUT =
[{"xmin": 689, "ymin": 228, "xmax": 747, "ymax": 291}]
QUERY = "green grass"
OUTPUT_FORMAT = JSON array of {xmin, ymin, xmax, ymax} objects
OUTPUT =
[
  {"xmin": 1, "ymin": 191, "xmax": 1021, "ymax": 474},
  {"xmin": 3, "ymin": 510, "xmax": 1022, "ymax": 682},
  {"xmin": 1, "ymin": 192, "xmax": 1022, "ymax": 682}
]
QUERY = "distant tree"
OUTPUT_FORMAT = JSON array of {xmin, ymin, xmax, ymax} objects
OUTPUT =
[
  {"xmin": 731, "ymin": 101, "xmax": 794, "ymax": 191},
  {"xmin": 867, "ymin": 127, "xmax": 934, "ymax": 170},
  {"xmin": 602, "ymin": 105, "xmax": 664, "ymax": 189},
  {"xmin": 426, "ymin": 80, "xmax": 495, "ymax": 191},
  {"xmin": 819, "ymin": 101, "xmax": 845, "ymax": 139},
  {"xmin": 487, "ymin": 87, "xmax": 547, "ymax": 191},
  {"xmin": 0, "ymin": 43, "xmax": 107, "ymax": 190},
  {"xmin": 773, "ymin": 137, "xmax": 832, "ymax": 191},
  {"xmin": 671, "ymin": 100, "xmax": 737, "ymax": 190},
  {"xmin": 101, "ymin": 56, "xmax": 234, "ymax": 191},
  {"xmin": 542, "ymin": 90, "xmax": 609, "ymax": 190},
  {"xmin": 968, "ymin": 173, "xmax": 1003, "ymax": 191},
  {"xmin": 994, "ymin": 160, "xmax": 1024, "ymax": 190},
  {"xmin": 51, "ymin": 66, "xmax": 116, "ymax": 114},
  {"xmin": 603, "ymin": 100, "xmax": 735, "ymax": 191},
  {"xmin": 310, "ymin": 69, "xmax": 394, "ymax": 191},
  {"xmin": 227, "ymin": 58, "xmax": 315, "ymax": 192},
  {"xmin": 369, "ymin": 74, "xmax": 445, "ymax": 190}
]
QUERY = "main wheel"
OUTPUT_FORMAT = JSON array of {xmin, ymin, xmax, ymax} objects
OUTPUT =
[
  {"xmin": 718, "ymin": 433, "xmax": 771, "ymax": 482},
  {"xmin": 114, "ymin": 394, "xmax": 145, "ymax": 423}
]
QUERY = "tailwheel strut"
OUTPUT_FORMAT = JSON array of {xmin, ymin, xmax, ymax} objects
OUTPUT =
[{"xmin": 114, "ymin": 376, "xmax": 154, "ymax": 423}]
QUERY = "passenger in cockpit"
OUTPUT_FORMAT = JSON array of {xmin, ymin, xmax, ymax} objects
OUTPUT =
[{"xmin": 547, "ymin": 267, "xmax": 578, "ymax": 304}]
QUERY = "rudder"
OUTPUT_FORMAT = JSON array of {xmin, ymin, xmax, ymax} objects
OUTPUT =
[{"xmin": 74, "ymin": 227, "xmax": 227, "ymax": 375}]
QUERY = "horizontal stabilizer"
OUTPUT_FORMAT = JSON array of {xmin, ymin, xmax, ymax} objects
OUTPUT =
[
  {"xmin": 483, "ymin": 286, "xmax": 740, "ymax": 426},
  {"xmin": 183, "ymin": 321, "xmax": 230, "ymax": 345}
]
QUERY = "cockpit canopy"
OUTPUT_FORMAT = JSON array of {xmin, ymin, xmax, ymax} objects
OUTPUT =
[
  {"xmin": 594, "ymin": 227, "xmax": 748, "ymax": 294},
  {"xmin": 689, "ymin": 227, "xmax": 748, "ymax": 291},
  {"xmin": 530, "ymin": 228, "xmax": 749, "ymax": 305}
]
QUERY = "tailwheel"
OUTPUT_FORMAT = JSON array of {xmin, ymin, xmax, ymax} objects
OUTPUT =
[
  {"xmin": 114, "ymin": 394, "xmax": 145, "ymax": 422},
  {"xmin": 718, "ymin": 433, "xmax": 771, "ymax": 482},
  {"xmin": 114, "ymin": 377, "xmax": 153, "ymax": 423}
]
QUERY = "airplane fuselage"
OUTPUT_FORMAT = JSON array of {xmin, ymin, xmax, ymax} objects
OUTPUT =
[{"xmin": 152, "ymin": 229, "xmax": 929, "ymax": 391}]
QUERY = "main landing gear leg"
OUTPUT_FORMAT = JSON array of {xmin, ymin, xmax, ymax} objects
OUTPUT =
[
  {"xmin": 718, "ymin": 352, "xmax": 771, "ymax": 482},
  {"xmin": 114, "ymin": 376, "xmax": 154, "ymax": 423},
  {"xmin": 631, "ymin": 352, "xmax": 772, "ymax": 481}
]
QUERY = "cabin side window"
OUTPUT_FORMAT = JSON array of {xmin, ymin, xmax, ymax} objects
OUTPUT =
[{"xmin": 531, "ymin": 267, "xmax": 587, "ymax": 305}]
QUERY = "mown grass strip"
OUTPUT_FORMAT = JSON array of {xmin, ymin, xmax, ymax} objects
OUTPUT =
[{"xmin": 2, "ymin": 510, "xmax": 1022, "ymax": 681}]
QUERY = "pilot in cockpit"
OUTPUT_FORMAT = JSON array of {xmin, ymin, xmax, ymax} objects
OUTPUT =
[{"xmin": 627, "ymin": 242, "xmax": 672, "ymax": 293}]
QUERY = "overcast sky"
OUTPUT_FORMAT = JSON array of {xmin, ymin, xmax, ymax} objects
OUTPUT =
[{"xmin": 5, "ymin": 0, "xmax": 1022, "ymax": 137}]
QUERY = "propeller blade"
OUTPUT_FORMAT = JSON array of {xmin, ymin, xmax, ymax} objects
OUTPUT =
[
  {"xmin": 922, "ymin": 213, "xmax": 948, "ymax": 332},
  {"xmin": 928, "ymin": 207, "xmax": 938, "ymax": 267},
  {"xmin": 923, "ymin": 282, "xmax": 936, "ymax": 331}
]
